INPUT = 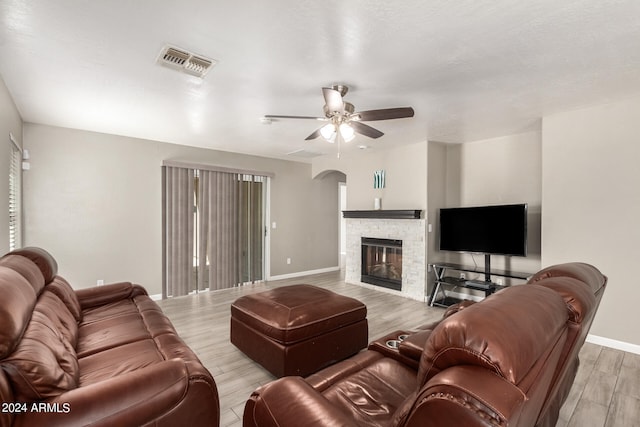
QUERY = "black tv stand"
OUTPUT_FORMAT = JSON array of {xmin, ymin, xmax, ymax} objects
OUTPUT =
[
  {"xmin": 428, "ymin": 262, "xmax": 532, "ymax": 307},
  {"xmin": 483, "ymin": 254, "xmax": 491, "ymax": 283}
]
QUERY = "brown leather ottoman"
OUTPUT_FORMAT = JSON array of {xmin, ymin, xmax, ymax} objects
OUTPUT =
[{"xmin": 230, "ymin": 284, "xmax": 368, "ymax": 377}]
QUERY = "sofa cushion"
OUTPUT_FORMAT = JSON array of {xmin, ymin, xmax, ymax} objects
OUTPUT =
[
  {"xmin": 77, "ymin": 297, "xmax": 177, "ymax": 357},
  {"xmin": 79, "ymin": 292, "xmax": 163, "ymax": 325},
  {"xmin": 34, "ymin": 290, "xmax": 78, "ymax": 348},
  {"xmin": 75, "ymin": 282, "xmax": 147, "ymax": 310},
  {"xmin": 6, "ymin": 247, "xmax": 58, "ymax": 284},
  {"xmin": 46, "ymin": 276, "xmax": 83, "ymax": 322},
  {"xmin": 2, "ymin": 309, "xmax": 79, "ymax": 400},
  {"xmin": 321, "ymin": 356, "xmax": 418, "ymax": 427},
  {"xmin": 81, "ymin": 299, "xmax": 142, "ymax": 324},
  {"xmin": 534, "ymin": 277, "xmax": 596, "ymax": 325},
  {"xmin": 0, "ymin": 268, "xmax": 39, "ymax": 358},
  {"xmin": 0, "ymin": 254, "xmax": 46, "ymax": 293},
  {"xmin": 528, "ymin": 262, "xmax": 606, "ymax": 295},
  {"xmin": 77, "ymin": 313, "xmax": 152, "ymax": 358},
  {"xmin": 79, "ymin": 339, "xmax": 163, "ymax": 386},
  {"xmin": 418, "ymin": 285, "xmax": 569, "ymax": 387}
]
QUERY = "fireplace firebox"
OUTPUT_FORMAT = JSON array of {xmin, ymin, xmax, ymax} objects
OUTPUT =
[{"xmin": 361, "ymin": 237, "xmax": 402, "ymax": 291}]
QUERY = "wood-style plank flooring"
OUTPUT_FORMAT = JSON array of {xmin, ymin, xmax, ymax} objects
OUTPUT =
[{"xmin": 156, "ymin": 271, "xmax": 640, "ymax": 427}]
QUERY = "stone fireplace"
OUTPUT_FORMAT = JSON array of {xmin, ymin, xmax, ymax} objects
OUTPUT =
[{"xmin": 344, "ymin": 210, "xmax": 426, "ymax": 301}]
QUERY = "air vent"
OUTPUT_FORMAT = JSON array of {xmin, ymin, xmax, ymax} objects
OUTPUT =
[
  {"xmin": 157, "ymin": 45, "xmax": 216, "ymax": 78},
  {"xmin": 286, "ymin": 149, "xmax": 323, "ymax": 158}
]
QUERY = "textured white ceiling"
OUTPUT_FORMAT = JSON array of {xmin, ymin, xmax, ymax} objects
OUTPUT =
[{"xmin": 1, "ymin": 0, "xmax": 640, "ymax": 160}]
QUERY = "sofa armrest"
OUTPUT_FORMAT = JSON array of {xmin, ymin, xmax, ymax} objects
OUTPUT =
[
  {"xmin": 404, "ymin": 365, "xmax": 526, "ymax": 427},
  {"xmin": 305, "ymin": 351, "xmax": 385, "ymax": 392},
  {"xmin": 244, "ymin": 376, "xmax": 358, "ymax": 427},
  {"xmin": 398, "ymin": 329, "xmax": 432, "ymax": 361},
  {"xmin": 13, "ymin": 360, "xmax": 206, "ymax": 427},
  {"xmin": 75, "ymin": 282, "xmax": 147, "ymax": 309}
]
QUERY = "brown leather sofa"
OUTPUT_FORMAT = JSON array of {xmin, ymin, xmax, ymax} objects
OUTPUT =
[
  {"xmin": 244, "ymin": 262, "xmax": 606, "ymax": 427},
  {"xmin": 0, "ymin": 247, "xmax": 219, "ymax": 427}
]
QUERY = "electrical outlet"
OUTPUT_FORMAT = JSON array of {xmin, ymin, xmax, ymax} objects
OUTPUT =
[
  {"xmin": 97, "ymin": 279, "xmax": 104, "ymax": 286},
  {"xmin": 459, "ymin": 273, "xmax": 466, "ymax": 280},
  {"xmin": 286, "ymin": 258, "xmax": 291, "ymax": 265},
  {"xmin": 496, "ymin": 278, "xmax": 504, "ymax": 286}
]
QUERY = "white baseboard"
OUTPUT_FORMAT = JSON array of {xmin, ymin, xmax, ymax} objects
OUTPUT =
[
  {"xmin": 268, "ymin": 266, "xmax": 341, "ymax": 281},
  {"xmin": 586, "ymin": 334, "xmax": 640, "ymax": 355}
]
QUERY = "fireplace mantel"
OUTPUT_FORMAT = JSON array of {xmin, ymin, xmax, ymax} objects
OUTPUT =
[{"xmin": 342, "ymin": 210, "xmax": 423, "ymax": 220}]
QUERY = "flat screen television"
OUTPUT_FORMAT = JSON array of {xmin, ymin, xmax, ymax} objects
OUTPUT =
[{"xmin": 439, "ymin": 203, "xmax": 528, "ymax": 257}]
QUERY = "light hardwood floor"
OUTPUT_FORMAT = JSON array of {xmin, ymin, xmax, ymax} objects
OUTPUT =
[{"xmin": 156, "ymin": 271, "xmax": 640, "ymax": 427}]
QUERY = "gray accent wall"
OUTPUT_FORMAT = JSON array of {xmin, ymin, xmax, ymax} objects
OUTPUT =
[
  {"xmin": 542, "ymin": 94, "xmax": 640, "ymax": 347},
  {"xmin": 312, "ymin": 141, "xmax": 429, "ymax": 211},
  {"xmin": 440, "ymin": 131, "xmax": 543, "ymax": 276},
  {"xmin": 22, "ymin": 123, "xmax": 341, "ymax": 294}
]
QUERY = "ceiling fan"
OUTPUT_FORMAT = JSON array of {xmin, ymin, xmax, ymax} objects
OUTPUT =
[{"xmin": 264, "ymin": 85, "xmax": 414, "ymax": 143}]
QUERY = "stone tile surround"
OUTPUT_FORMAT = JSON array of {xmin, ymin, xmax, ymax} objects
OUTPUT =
[{"xmin": 345, "ymin": 218, "xmax": 427, "ymax": 301}]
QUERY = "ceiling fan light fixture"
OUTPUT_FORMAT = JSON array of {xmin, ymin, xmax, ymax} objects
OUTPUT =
[
  {"xmin": 320, "ymin": 123, "xmax": 337, "ymax": 142},
  {"xmin": 264, "ymin": 84, "xmax": 414, "ymax": 143},
  {"xmin": 339, "ymin": 123, "xmax": 355, "ymax": 142}
]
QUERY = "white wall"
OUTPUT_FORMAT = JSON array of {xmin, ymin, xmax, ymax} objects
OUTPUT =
[
  {"xmin": 312, "ymin": 141, "xmax": 428, "ymax": 210},
  {"xmin": 23, "ymin": 124, "xmax": 342, "ymax": 294},
  {"xmin": 542, "ymin": 95, "xmax": 640, "ymax": 347},
  {"xmin": 426, "ymin": 142, "xmax": 447, "ymax": 293},
  {"xmin": 440, "ymin": 131, "xmax": 543, "ymax": 276}
]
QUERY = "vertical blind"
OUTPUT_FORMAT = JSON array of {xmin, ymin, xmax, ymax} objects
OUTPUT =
[
  {"xmin": 9, "ymin": 141, "xmax": 21, "ymax": 251},
  {"xmin": 162, "ymin": 166, "xmax": 195, "ymax": 297},
  {"xmin": 162, "ymin": 163, "xmax": 270, "ymax": 298}
]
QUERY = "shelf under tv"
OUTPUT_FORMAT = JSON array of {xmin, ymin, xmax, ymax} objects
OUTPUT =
[{"xmin": 428, "ymin": 262, "xmax": 533, "ymax": 308}]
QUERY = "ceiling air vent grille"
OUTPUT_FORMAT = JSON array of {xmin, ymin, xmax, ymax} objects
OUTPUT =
[{"xmin": 157, "ymin": 45, "xmax": 216, "ymax": 78}]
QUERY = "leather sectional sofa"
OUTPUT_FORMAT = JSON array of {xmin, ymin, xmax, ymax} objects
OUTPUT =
[
  {"xmin": 244, "ymin": 262, "xmax": 606, "ymax": 427},
  {"xmin": 0, "ymin": 247, "xmax": 219, "ymax": 427}
]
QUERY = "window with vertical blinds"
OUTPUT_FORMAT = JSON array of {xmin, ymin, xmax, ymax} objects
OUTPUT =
[
  {"xmin": 9, "ymin": 142, "xmax": 21, "ymax": 251},
  {"xmin": 162, "ymin": 162, "xmax": 271, "ymax": 298}
]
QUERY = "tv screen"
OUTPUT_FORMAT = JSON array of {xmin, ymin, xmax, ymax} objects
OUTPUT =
[{"xmin": 439, "ymin": 204, "xmax": 527, "ymax": 256}]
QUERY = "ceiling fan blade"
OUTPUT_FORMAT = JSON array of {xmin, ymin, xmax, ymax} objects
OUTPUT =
[
  {"xmin": 264, "ymin": 115, "xmax": 325, "ymax": 120},
  {"xmin": 305, "ymin": 128, "xmax": 323, "ymax": 140},
  {"xmin": 350, "ymin": 121, "xmax": 384, "ymax": 139},
  {"xmin": 355, "ymin": 107, "xmax": 415, "ymax": 121},
  {"xmin": 322, "ymin": 87, "xmax": 344, "ymax": 115}
]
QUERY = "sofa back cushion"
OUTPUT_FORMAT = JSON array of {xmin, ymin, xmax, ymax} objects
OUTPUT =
[
  {"xmin": 418, "ymin": 285, "xmax": 568, "ymax": 388},
  {"xmin": 46, "ymin": 276, "xmax": 83, "ymax": 322},
  {"xmin": 528, "ymin": 262, "xmax": 606, "ymax": 301},
  {"xmin": 0, "ymin": 267, "xmax": 41, "ymax": 358},
  {"xmin": 0, "ymin": 254, "xmax": 46, "ymax": 292},
  {"xmin": 1, "ymin": 291, "xmax": 79, "ymax": 400},
  {"xmin": 5, "ymin": 247, "xmax": 58, "ymax": 284}
]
